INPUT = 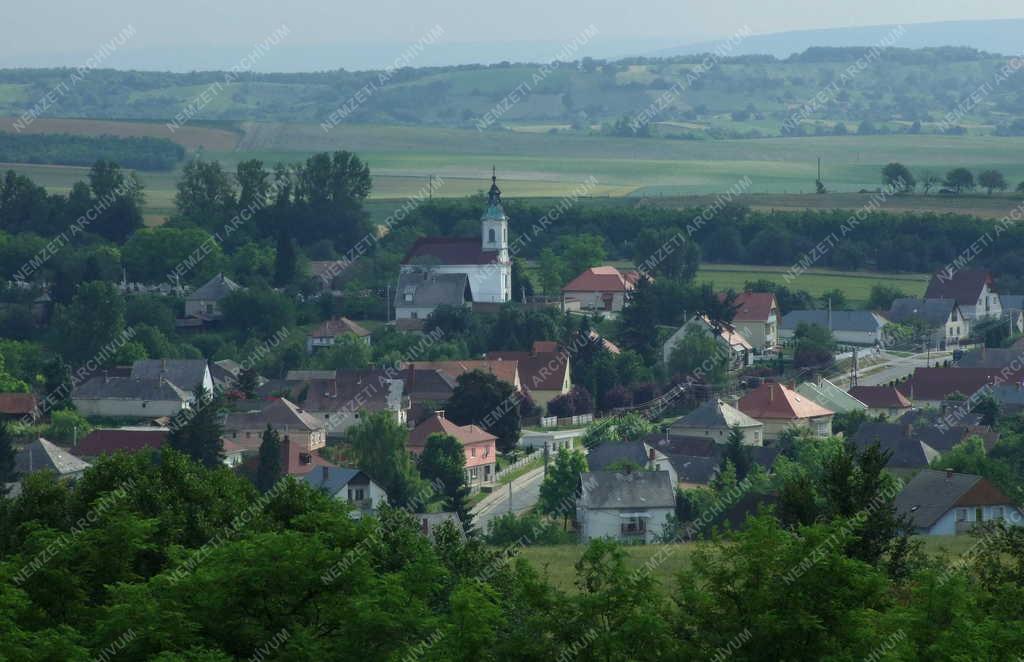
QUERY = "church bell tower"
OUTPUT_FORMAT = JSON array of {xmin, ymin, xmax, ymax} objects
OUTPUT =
[{"xmin": 481, "ymin": 166, "xmax": 509, "ymax": 263}]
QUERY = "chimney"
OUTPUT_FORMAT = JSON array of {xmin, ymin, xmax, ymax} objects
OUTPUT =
[
  {"xmin": 648, "ymin": 447, "xmax": 656, "ymax": 471},
  {"xmin": 322, "ymin": 465, "xmax": 329, "ymax": 481}
]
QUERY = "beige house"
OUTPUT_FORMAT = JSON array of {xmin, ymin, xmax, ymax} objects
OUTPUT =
[
  {"xmin": 728, "ymin": 292, "xmax": 779, "ymax": 352},
  {"xmin": 307, "ymin": 317, "xmax": 372, "ymax": 352},
  {"xmin": 487, "ymin": 341, "xmax": 570, "ymax": 412},
  {"xmin": 670, "ymin": 398, "xmax": 765, "ymax": 446},
  {"xmin": 223, "ymin": 397, "xmax": 327, "ymax": 452},
  {"xmin": 561, "ymin": 266, "xmax": 639, "ymax": 312},
  {"xmin": 738, "ymin": 382, "xmax": 834, "ymax": 441}
]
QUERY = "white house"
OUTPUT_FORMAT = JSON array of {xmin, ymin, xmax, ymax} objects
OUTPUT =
[
  {"xmin": 925, "ymin": 269, "xmax": 1001, "ymax": 321},
  {"xmin": 886, "ymin": 298, "xmax": 968, "ymax": 346},
  {"xmin": 780, "ymin": 310, "xmax": 888, "ymax": 345},
  {"xmin": 300, "ymin": 466, "xmax": 388, "ymax": 518},
  {"xmin": 398, "ymin": 171, "xmax": 510, "ymax": 305},
  {"xmin": 662, "ymin": 315, "xmax": 753, "ymax": 368},
  {"xmin": 576, "ymin": 470, "xmax": 676, "ymax": 543},
  {"xmin": 896, "ymin": 469, "xmax": 1024, "ymax": 535}
]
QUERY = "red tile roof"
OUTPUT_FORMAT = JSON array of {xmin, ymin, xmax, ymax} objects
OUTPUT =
[
  {"xmin": 76, "ymin": 428, "xmax": 167, "ymax": 456},
  {"xmin": 730, "ymin": 292, "xmax": 778, "ymax": 322},
  {"xmin": 310, "ymin": 317, "xmax": 370, "ymax": 338},
  {"xmin": 0, "ymin": 393, "xmax": 38, "ymax": 416},
  {"xmin": 402, "ymin": 237, "xmax": 499, "ymax": 266},
  {"xmin": 406, "ymin": 360, "xmax": 519, "ymax": 389},
  {"xmin": 925, "ymin": 269, "xmax": 993, "ymax": 307},
  {"xmin": 408, "ymin": 412, "xmax": 496, "ymax": 448},
  {"xmin": 898, "ymin": 367, "xmax": 1023, "ymax": 402},
  {"xmin": 562, "ymin": 266, "xmax": 635, "ymax": 293},
  {"xmin": 487, "ymin": 342, "xmax": 570, "ymax": 392},
  {"xmin": 739, "ymin": 382, "xmax": 834, "ymax": 420},
  {"xmin": 281, "ymin": 437, "xmax": 335, "ymax": 476},
  {"xmin": 847, "ymin": 386, "xmax": 912, "ymax": 409}
]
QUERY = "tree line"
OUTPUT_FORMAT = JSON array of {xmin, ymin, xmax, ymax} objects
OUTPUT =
[{"xmin": 0, "ymin": 132, "xmax": 185, "ymax": 170}]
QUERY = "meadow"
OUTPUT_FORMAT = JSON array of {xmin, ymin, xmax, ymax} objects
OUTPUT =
[{"xmin": 517, "ymin": 535, "xmax": 978, "ymax": 593}]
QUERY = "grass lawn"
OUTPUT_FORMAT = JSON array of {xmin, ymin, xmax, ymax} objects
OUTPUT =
[{"xmin": 517, "ymin": 535, "xmax": 980, "ymax": 593}]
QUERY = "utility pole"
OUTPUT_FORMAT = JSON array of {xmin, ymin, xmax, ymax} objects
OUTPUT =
[
  {"xmin": 508, "ymin": 478, "xmax": 513, "ymax": 514},
  {"xmin": 850, "ymin": 347, "xmax": 858, "ymax": 387}
]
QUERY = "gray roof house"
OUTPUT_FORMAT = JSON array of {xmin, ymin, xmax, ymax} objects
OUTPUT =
[
  {"xmin": 15, "ymin": 438, "xmax": 90, "ymax": 481},
  {"xmin": 394, "ymin": 271, "xmax": 471, "ymax": 320},
  {"xmin": 779, "ymin": 310, "xmax": 888, "ymax": 345},
  {"xmin": 586, "ymin": 441, "xmax": 678, "ymax": 485},
  {"xmin": 576, "ymin": 470, "xmax": 676, "ymax": 543},
  {"xmin": 131, "ymin": 359, "xmax": 213, "ymax": 394},
  {"xmin": 73, "ymin": 376, "xmax": 192, "ymax": 419},
  {"xmin": 183, "ymin": 273, "xmax": 240, "ymax": 321},
  {"xmin": 670, "ymin": 399, "xmax": 765, "ymax": 446},
  {"xmin": 895, "ymin": 469, "xmax": 1023, "ymax": 535},
  {"xmin": 886, "ymin": 297, "xmax": 969, "ymax": 346},
  {"xmin": 300, "ymin": 466, "xmax": 388, "ymax": 518}
]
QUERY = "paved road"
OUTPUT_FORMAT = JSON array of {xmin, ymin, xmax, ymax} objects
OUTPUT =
[
  {"xmin": 471, "ymin": 464, "xmax": 546, "ymax": 531},
  {"xmin": 832, "ymin": 350, "xmax": 952, "ymax": 387}
]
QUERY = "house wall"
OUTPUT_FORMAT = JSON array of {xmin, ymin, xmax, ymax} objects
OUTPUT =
[
  {"xmin": 332, "ymin": 479, "xmax": 388, "ymax": 515},
  {"xmin": 401, "ymin": 263, "xmax": 509, "ymax": 304},
  {"xmin": 758, "ymin": 415, "xmax": 833, "ymax": 441},
  {"xmin": 926, "ymin": 504, "xmax": 1024, "ymax": 535},
  {"xmin": 316, "ymin": 407, "xmax": 407, "ymax": 437},
  {"xmin": 671, "ymin": 424, "xmax": 764, "ymax": 446},
  {"xmin": 307, "ymin": 334, "xmax": 371, "ymax": 352},
  {"xmin": 73, "ymin": 398, "xmax": 188, "ymax": 419},
  {"xmin": 225, "ymin": 426, "xmax": 326, "ymax": 453},
  {"xmin": 968, "ymin": 284, "xmax": 1002, "ymax": 320},
  {"xmin": 734, "ymin": 320, "xmax": 769, "ymax": 351},
  {"xmin": 185, "ymin": 299, "xmax": 224, "ymax": 319},
  {"xmin": 577, "ymin": 506, "xmax": 674, "ymax": 543},
  {"xmin": 564, "ymin": 290, "xmax": 626, "ymax": 312}
]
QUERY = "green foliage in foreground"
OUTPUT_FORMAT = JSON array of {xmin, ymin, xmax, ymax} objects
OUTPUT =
[{"xmin": 1, "ymin": 448, "xmax": 1024, "ymax": 660}]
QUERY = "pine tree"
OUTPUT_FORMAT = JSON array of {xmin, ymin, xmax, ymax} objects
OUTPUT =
[
  {"xmin": 256, "ymin": 425, "xmax": 282, "ymax": 493},
  {"xmin": 167, "ymin": 385, "xmax": 225, "ymax": 468},
  {"xmin": 619, "ymin": 275, "xmax": 659, "ymax": 363},
  {"xmin": 0, "ymin": 420, "xmax": 17, "ymax": 495},
  {"xmin": 236, "ymin": 367, "xmax": 259, "ymax": 399},
  {"xmin": 274, "ymin": 229, "xmax": 298, "ymax": 287},
  {"xmin": 721, "ymin": 424, "xmax": 752, "ymax": 480}
]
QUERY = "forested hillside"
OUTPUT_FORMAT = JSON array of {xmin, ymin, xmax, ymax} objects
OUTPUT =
[{"xmin": 2, "ymin": 46, "xmax": 1024, "ymax": 136}]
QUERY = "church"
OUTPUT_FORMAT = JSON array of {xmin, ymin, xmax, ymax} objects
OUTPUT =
[{"xmin": 395, "ymin": 171, "xmax": 511, "ymax": 319}]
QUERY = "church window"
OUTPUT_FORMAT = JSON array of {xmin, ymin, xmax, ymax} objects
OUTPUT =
[{"xmin": 488, "ymin": 228, "xmax": 496, "ymax": 243}]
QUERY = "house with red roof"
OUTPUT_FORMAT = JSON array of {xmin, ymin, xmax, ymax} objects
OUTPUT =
[
  {"xmin": 897, "ymin": 366, "xmax": 1022, "ymax": 408},
  {"xmin": 222, "ymin": 397, "xmax": 327, "ymax": 453},
  {"xmin": 398, "ymin": 172, "xmax": 510, "ymax": 306},
  {"xmin": 0, "ymin": 393, "xmax": 38, "ymax": 420},
  {"xmin": 847, "ymin": 385, "xmax": 913, "ymax": 418},
  {"xmin": 925, "ymin": 268, "xmax": 1001, "ymax": 321},
  {"xmin": 306, "ymin": 317, "xmax": 371, "ymax": 352},
  {"xmin": 408, "ymin": 411, "xmax": 497, "ymax": 486},
  {"xmin": 728, "ymin": 292, "xmax": 779, "ymax": 351},
  {"xmin": 738, "ymin": 382, "xmax": 835, "ymax": 440},
  {"xmin": 561, "ymin": 266, "xmax": 640, "ymax": 312},
  {"xmin": 487, "ymin": 341, "xmax": 571, "ymax": 411}
]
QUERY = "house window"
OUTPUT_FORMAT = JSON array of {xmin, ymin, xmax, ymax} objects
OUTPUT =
[
  {"xmin": 470, "ymin": 448, "xmax": 476, "ymax": 457},
  {"xmin": 975, "ymin": 507, "xmax": 984, "ymax": 522},
  {"xmin": 956, "ymin": 508, "xmax": 967, "ymax": 522},
  {"xmin": 993, "ymin": 506, "xmax": 1004, "ymax": 520},
  {"xmin": 410, "ymin": 312, "xmax": 418, "ymax": 319},
  {"xmin": 620, "ymin": 517, "xmax": 647, "ymax": 535},
  {"xmin": 354, "ymin": 488, "xmax": 365, "ymax": 501}
]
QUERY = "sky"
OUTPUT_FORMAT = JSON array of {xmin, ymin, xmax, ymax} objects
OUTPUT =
[{"xmin": 2, "ymin": 1, "xmax": 1023, "ymax": 71}]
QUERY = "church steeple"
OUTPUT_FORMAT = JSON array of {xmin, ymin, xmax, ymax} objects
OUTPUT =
[
  {"xmin": 487, "ymin": 165, "xmax": 502, "ymax": 207},
  {"xmin": 481, "ymin": 166, "xmax": 509, "ymax": 261}
]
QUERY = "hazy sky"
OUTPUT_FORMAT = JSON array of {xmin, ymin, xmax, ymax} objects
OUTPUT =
[{"xmin": 2, "ymin": 1, "xmax": 1022, "ymax": 70}]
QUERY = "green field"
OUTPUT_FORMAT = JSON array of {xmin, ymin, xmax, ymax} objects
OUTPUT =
[
  {"xmin": 695, "ymin": 263, "xmax": 930, "ymax": 306},
  {"xmin": 6, "ymin": 121, "xmax": 1024, "ymax": 225},
  {"xmin": 518, "ymin": 535, "xmax": 978, "ymax": 593}
]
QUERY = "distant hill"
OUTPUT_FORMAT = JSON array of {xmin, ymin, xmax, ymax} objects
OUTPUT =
[{"xmin": 654, "ymin": 19, "xmax": 1024, "ymax": 58}]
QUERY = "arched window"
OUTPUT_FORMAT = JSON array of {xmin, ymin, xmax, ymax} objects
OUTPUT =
[{"xmin": 488, "ymin": 228, "xmax": 496, "ymax": 243}]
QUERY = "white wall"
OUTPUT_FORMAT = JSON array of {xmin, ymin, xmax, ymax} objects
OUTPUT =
[
  {"xmin": 73, "ymin": 398, "xmax": 188, "ymax": 419},
  {"xmin": 577, "ymin": 507, "xmax": 674, "ymax": 543},
  {"xmin": 927, "ymin": 504, "xmax": 1024, "ymax": 535}
]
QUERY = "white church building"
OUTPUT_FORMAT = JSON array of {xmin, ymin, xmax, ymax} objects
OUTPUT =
[{"xmin": 396, "ymin": 171, "xmax": 511, "ymax": 317}]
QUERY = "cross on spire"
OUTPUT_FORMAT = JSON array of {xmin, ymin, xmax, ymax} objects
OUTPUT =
[{"xmin": 487, "ymin": 166, "xmax": 501, "ymax": 206}]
